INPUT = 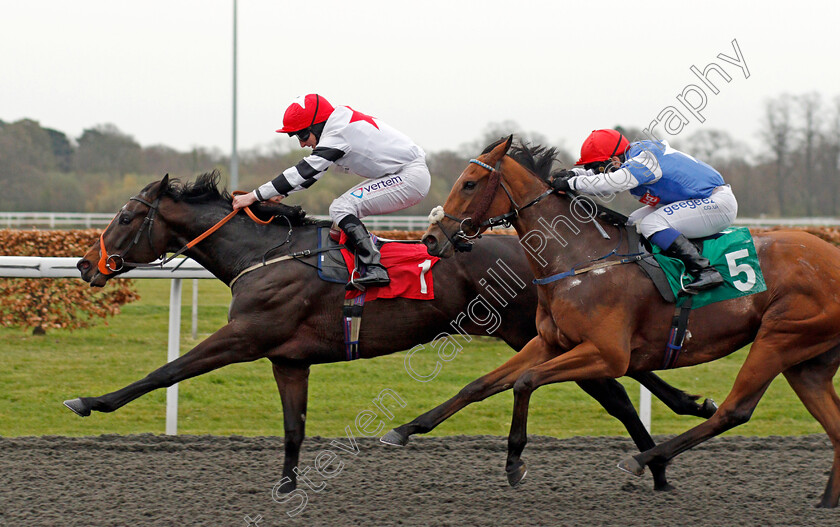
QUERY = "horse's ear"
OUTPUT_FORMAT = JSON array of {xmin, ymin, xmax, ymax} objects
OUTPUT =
[
  {"xmin": 156, "ymin": 174, "xmax": 170, "ymax": 198},
  {"xmin": 487, "ymin": 135, "xmax": 514, "ymax": 165}
]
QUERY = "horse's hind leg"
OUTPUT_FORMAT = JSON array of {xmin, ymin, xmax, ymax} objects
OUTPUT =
[
  {"xmin": 629, "ymin": 372, "xmax": 717, "ymax": 418},
  {"xmin": 575, "ymin": 378, "xmax": 672, "ymax": 491},
  {"xmin": 782, "ymin": 347, "xmax": 840, "ymax": 508},
  {"xmin": 617, "ymin": 336, "xmax": 787, "ymax": 478},
  {"xmin": 270, "ymin": 361, "xmax": 311, "ymax": 494}
]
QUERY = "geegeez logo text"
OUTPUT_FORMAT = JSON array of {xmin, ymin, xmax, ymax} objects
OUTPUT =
[{"xmin": 662, "ymin": 198, "xmax": 718, "ymax": 216}]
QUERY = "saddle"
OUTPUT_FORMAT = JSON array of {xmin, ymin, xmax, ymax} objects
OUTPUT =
[
  {"xmin": 627, "ymin": 228, "xmax": 678, "ymax": 303},
  {"xmin": 316, "ymin": 227, "xmax": 353, "ymax": 284},
  {"xmin": 315, "ymin": 226, "xmax": 440, "ymax": 361}
]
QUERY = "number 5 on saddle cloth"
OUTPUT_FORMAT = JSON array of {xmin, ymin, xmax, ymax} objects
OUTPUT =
[
  {"xmin": 651, "ymin": 227, "xmax": 766, "ymax": 308},
  {"xmin": 644, "ymin": 227, "xmax": 766, "ymax": 368}
]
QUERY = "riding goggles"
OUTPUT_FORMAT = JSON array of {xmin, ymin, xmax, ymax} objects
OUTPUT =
[{"xmin": 289, "ymin": 128, "xmax": 311, "ymax": 142}]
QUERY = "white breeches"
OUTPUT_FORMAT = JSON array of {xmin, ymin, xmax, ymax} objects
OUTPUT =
[
  {"xmin": 628, "ymin": 185, "xmax": 738, "ymax": 239},
  {"xmin": 329, "ymin": 156, "xmax": 431, "ymax": 224}
]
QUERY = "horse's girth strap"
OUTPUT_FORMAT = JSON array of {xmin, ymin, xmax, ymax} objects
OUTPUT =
[
  {"xmin": 662, "ymin": 296, "xmax": 693, "ymax": 369},
  {"xmin": 343, "ymin": 294, "xmax": 366, "ymax": 361},
  {"xmin": 228, "ymin": 254, "xmax": 295, "ymax": 288}
]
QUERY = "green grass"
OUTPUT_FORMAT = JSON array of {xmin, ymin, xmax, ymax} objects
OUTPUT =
[{"xmin": 1, "ymin": 279, "xmax": 837, "ymax": 438}]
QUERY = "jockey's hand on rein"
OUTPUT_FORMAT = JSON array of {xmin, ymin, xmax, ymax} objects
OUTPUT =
[{"xmin": 550, "ymin": 171, "xmax": 575, "ymax": 192}]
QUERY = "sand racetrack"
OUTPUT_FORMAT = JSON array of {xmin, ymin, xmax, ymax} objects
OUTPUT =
[{"xmin": 1, "ymin": 434, "xmax": 837, "ymax": 526}]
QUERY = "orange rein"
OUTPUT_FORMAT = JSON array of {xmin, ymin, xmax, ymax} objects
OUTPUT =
[{"xmin": 97, "ymin": 191, "xmax": 272, "ymax": 275}]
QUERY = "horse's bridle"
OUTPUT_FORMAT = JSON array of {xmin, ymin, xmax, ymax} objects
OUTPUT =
[
  {"xmin": 97, "ymin": 195, "xmax": 165, "ymax": 275},
  {"xmin": 97, "ymin": 191, "xmax": 277, "ymax": 276},
  {"xmin": 430, "ymin": 158, "xmax": 554, "ymax": 252}
]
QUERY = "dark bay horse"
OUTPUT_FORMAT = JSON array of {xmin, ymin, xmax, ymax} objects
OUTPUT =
[
  {"xmin": 72, "ymin": 172, "xmax": 714, "ymax": 492},
  {"xmin": 418, "ymin": 136, "xmax": 840, "ymax": 508}
]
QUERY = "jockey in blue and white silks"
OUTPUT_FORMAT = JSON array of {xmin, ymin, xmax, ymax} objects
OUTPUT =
[{"xmin": 551, "ymin": 129, "xmax": 738, "ymax": 294}]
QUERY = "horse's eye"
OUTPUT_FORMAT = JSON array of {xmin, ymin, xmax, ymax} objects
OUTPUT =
[
  {"xmin": 463, "ymin": 181, "xmax": 477, "ymax": 191},
  {"xmin": 119, "ymin": 214, "xmax": 131, "ymax": 225}
]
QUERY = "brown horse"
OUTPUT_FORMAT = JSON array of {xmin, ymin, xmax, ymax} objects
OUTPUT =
[
  {"xmin": 71, "ymin": 172, "xmax": 713, "ymax": 492},
  {"xmin": 418, "ymin": 137, "xmax": 840, "ymax": 508}
]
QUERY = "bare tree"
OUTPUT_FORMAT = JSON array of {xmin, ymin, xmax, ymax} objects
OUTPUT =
[
  {"xmin": 683, "ymin": 128, "xmax": 752, "ymax": 166},
  {"xmin": 821, "ymin": 96, "xmax": 840, "ymax": 217},
  {"xmin": 797, "ymin": 92, "xmax": 822, "ymax": 216},
  {"xmin": 760, "ymin": 95, "xmax": 794, "ymax": 216}
]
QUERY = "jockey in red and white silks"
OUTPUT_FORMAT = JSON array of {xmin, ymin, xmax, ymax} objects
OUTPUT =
[{"xmin": 232, "ymin": 94, "xmax": 430, "ymax": 290}]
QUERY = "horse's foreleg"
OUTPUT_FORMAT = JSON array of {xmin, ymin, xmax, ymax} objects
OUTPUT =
[
  {"xmin": 629, "ymin": 372, "xmax": 717, "ymax": 418},
  {"xmin": 506, "ymin": 340, "xmax": 626, "ymax": 487},
  {"xmin": 64, "ymin": 322, "xmax": 256, "ymax": 416},
  {"xmin": 575, "ymin": 378, "xmax": 671, "ymax": 491},
  {"xmin": 381, "ymin": 336, "xmax": 553, "ymax": 447},
  {"xmin": 270, "ymin": 362, "xmax": 310, "ymax": 494}
]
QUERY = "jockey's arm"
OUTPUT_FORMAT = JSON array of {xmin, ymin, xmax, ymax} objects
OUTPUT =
[
  {"xmin": 255, "ymin": 145, "xmax": 347, "ymax": 200},
  {"xmin": 568, "ymin": 167, "xmax": 639, "ymax": 196},
  {"xmin": 568, "ymin": 150, "xmax": 660, "ymax": 196}
]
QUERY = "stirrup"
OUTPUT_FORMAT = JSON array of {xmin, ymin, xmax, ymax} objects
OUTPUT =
[
  {"xmin": 346, "ymin": 269, "xmax": 367, "ymax": 291},
  {"xmin": 347, "ymin": 255, "xmax": 367, "ymax": 291}
]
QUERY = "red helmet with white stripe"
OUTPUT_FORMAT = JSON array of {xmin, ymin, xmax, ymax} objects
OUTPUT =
[
  {"xmin": 276, "ymin": 94, "xmax": 335, "ymax": 133},
  {"xmin": 575, "ymin": 129, "xmax": 631, "ymax": 166}
]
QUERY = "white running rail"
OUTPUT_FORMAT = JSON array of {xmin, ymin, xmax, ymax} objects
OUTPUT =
[{"xmin": 0, "ymin": 212, "xmax": 837, "ymax": 231}]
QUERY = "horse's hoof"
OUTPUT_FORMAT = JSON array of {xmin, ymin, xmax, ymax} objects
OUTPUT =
[
  {"xmin": 654, "ymin": 482, "xmax": 675, "ymax": 492},
  {"xmin": 617, "ymin": 456, "xmax": 645, "ymax": 477},
  {"xmin": 380, "ymin": 429, "xmax": 409, "ymax": 447},
  {"xmin": 814, "ymin": 497, "xmax": 837, "ymax": 509},
  {"xmin": 274, "ymin": 478, "xmax": 296, "ymax": 495},
  {"xmin": 506, "ymin": 460, "xmax": 528, "ymax": 487},
  {"xmin": 700, "ymin": 398, "xmax": 718, "ymax": 418},
  {"xmin": 63, "ymin": 398, "xmax": 91, "ymax": 417}
]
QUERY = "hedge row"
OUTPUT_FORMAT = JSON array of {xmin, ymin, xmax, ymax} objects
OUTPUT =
[{"xmin": 0, "ymin": 229, "xmax": 139, "ymax": 333}]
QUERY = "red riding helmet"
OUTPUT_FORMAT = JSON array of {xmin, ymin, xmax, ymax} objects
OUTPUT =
[
  {"xmin": 276, "ymin": 94, "xmax": 335, "ymax": 133},
  {"xmin": 575, "ymin": 129, "xmax": 631, "ymax": 166}
]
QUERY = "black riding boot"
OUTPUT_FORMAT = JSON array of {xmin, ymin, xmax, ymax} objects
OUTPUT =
[
  {"xmin": 662, "ymin": 234, "xmax": 724, "ymax": 294},
  {"xmin": 339, "ymin": 215, "xmax": 390, "ymax": 291}
]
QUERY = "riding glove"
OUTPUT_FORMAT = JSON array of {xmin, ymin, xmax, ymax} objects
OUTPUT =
[{"xmin": 551, "ymin": 174, "xmax": 574, "ymax": 192}]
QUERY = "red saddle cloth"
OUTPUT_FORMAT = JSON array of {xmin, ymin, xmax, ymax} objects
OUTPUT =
[{"xmin": 339, "ymin": 233, "xmax": 440, "ymax": 301}]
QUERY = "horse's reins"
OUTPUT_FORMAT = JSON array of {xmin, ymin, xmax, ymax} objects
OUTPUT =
[
  {"xmin": 532, "ymin": 236, "xmax": 647, "ymax": 285},
  {"xmin": 429, "ymin": 158, "xmax": 553, "ymax": 251},
  {"xmin": 97, "ymin": 191, "xmax": 273, "ymax": 276}
]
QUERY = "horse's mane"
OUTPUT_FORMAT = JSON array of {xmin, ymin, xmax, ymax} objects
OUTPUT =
[
  {"xmin": 160, "ymin": 171, "xmax": 328, "ymax": 227},
  {"xmin": 483, "ymin": 138, "xmax": 630, "ymax": 226}
]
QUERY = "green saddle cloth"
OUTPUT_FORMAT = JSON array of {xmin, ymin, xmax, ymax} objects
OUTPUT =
[{"xmin": 652, "ymin": 227, "xmax": 766, "ymax": 309}]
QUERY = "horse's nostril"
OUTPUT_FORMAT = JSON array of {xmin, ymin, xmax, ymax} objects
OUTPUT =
[
  {"xmin": 422, "ymin": 234, "xmax": 438, "ymax": 250},
  {"xmin": 77, "ymin": 259, "xmax": 91, "ymax": 272}
]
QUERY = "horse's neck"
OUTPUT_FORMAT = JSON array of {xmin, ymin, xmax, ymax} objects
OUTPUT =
[
  {"xmin": 511, "ymin": 193, "xmax": 619, "ymax": 278},
  {"xmin": 167, "ymin": 203, "xmax": 313, "ymax": 285}
]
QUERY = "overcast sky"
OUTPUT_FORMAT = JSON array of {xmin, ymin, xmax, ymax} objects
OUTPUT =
[{"xmin": 2, "ymin": 0, "xmax": 839, "ymax": 159}]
